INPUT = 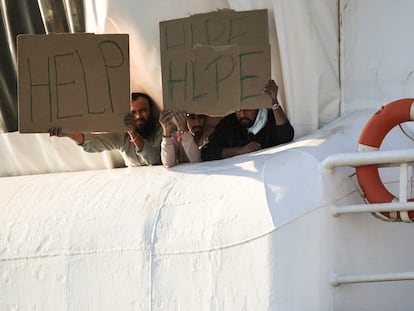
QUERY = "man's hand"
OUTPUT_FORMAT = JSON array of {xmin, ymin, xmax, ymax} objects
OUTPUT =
[
  {"xmin": 159, "ymin": 110, "xmax": 175, "ymax": 136},
  {"xmin": 124, "ymin": 113, "xmax": 136, "ymax": 134},
  {"xmin": 263, "ymin": 79, "xmax": 278, "ymax": 103},
  {"xmin": 49, "ymin": 127, "xmax": 63, "ymax": 137},
  {"xmin": 241, "ymin": 141, "xmax": 261, "ymax": 154},
  {"xmin": 48, "ymin": 127, "xmax": 84, "ymax": 145},
  {"xmin": 159, "ymin": 110, "xmax": 174, "ymax": 127},
  {"xmin": 172, "ymin": 111, "xmax": 188, "ymax": 132},
  {"xmin": 222, "ymin": 141, "xmax": 261, "ymax": 159}
]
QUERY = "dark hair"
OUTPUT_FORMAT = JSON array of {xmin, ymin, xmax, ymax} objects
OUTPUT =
[
  {"xmin": 130, "ymin": 92, "xmax": 160, "ymax": 138},
  {"xmin": 131, "ymin": 92, "xmax": 159, "ymax": 117},
  {"xmin": 131, "ymin": 92, "xmax": 154, "ymax": 105}
]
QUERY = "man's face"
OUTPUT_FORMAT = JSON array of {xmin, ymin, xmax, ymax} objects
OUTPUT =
[
  {"xmin": 186, "ymin": 114, "xmax": 206, "ymax": 137},
  {"xmin": 235, "ymin": 109, "xmax": 258, "ymax": 127},
  {"xmin": 130, "ymin": 97, "xmax": 151, "ymax": 129}
]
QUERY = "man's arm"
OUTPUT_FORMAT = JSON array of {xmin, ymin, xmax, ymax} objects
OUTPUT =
[
  {"xmin": 160, "ymin": 136, "xmax": 177, "ymax": 167},
  {"xmin": 263, "ymin": 79, "xmax": 289, "ymax": 126},
  {"xmin": 271, "ymin": 99, "xmax": 289, "ymax": 125},
  {"xmin": 49, "ymin": 128, "xmax": 84, "ymax": 144},
  {"xmin": 221, "ymin": 141, "xmax": 261, "ymax": 159},
  {"xmin": 181, "ymin": 132, "xmax": 201, "ymax": 163},
  {"xmin": 49, "ymin": 127, "xmax": 127, "ymax": 153},
  {"xmin": 263, "ymin": 79, "xmax": 294, "ymax": 144},
  {"xmin": 127, "ymin": 130, "xmax": 145, "ymax": 151},
  {"xmin": 159, "ymin": 109, "xmax": 179, "ymax": 167},
  {"xmin": 125, "ymin": 113, "xmax": 145, "ymax": 151},
  {"xmin": 201, "ymin": 118, "xmax": 240, "ymax": 161}
]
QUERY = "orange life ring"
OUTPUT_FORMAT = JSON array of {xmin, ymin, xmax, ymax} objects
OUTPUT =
[{"xmin": 356, "ymin": 98, "xmax": 414, "ymax": 222}]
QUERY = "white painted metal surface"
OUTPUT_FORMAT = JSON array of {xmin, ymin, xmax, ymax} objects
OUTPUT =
[
  {"xmin": 1, "ymin": 110, "xmax": 414, "ymax": 310},
  {"xmin": 3, "ymin": 1, "xmax": 414, "ymax": 310}
]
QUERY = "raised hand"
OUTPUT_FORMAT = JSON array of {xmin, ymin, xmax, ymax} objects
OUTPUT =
[
  {"xmin": 124, "ymin": 113, "xmax": 137, "ymax": 133},
  {"xmin": 172, "ymin": 111, "xmax": 188, "ymax": 132},
  {"xmin": 159, "ymin": 110, "xmax": 175, "ymax": 136},
  {"xmin": 263, "ymin": 79, "xmax": 278, "ymax": 102}
]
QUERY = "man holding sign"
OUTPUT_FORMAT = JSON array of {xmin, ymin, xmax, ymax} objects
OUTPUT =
[
  {"xmin": 159, "ymin": 110, "xmax": 214, "ymax": 167},
  {"xmin": 49, "ymin": 93, "xmax": 162, "ymax": 167},
  {"xmin": 201, "ymin": 79, "xmax": 294, "ymax": 161}
]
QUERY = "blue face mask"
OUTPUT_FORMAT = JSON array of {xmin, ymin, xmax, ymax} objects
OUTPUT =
[{"xmin": 247, "ymin": 108, "xmax": 268, "ymax": 135}]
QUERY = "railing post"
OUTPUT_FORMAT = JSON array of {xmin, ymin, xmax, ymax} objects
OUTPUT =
[{"xmin": 400, "ymin": 162, "xmax": 408, "ymax": 202}]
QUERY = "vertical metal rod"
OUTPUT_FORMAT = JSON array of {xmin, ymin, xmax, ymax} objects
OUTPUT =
[
  {"xmin": 36, "ymin": 0, "xmax": 49, "ymax": 34},
  {"xmin": 63, "ymin": 0, "xmax": 75, "ymax": 33},
  {"xmin": 400, "ymin": 162, "xmax": 408, "ymax": 202}
]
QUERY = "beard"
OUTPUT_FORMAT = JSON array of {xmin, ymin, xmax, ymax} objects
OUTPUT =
[
  {"xmin": 136, "ymin": 116, "xmax": 156, "ymax": 139},
  {"xmin": 190, "ymin": 125, "xmax": 203, "ymax": 137},
  {"xmin": 239, "ymin": 117, "xmax": 254, "ymax": 128}
]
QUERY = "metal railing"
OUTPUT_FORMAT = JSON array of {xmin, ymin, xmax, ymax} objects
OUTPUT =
[
  {"xmin": 322, "ymin": 148, "xmax": 414, "ymax": 286},
  {"xmin": 322, "ymin": 148, "xmax": 414, "ymax": 217}
]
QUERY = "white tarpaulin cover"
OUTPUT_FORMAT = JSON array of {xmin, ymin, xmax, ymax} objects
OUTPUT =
[{"xmin": 3, "ymin": 1, "xmax": 414, "ymax": 310}]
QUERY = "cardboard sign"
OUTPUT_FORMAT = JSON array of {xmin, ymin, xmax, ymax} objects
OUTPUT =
[
  {"xmin": 17, "ymin": 33, "xmax": 130, "ymax": 133},
  {"xmin": 160, "ymin": 9, "xmax": 271, "ymax": 116},
  {"xmin": 161, "ymin": 44, "xmax": 271, "ymax": 114},
  {"xmin": 160, "ymin": 9, "xmax": 269, "ymax": 50}
]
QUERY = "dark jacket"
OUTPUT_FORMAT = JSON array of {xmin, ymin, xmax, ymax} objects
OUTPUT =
[{"xmin": 201, "ymin": 109, "xmax": 294, "ymax": 161}]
